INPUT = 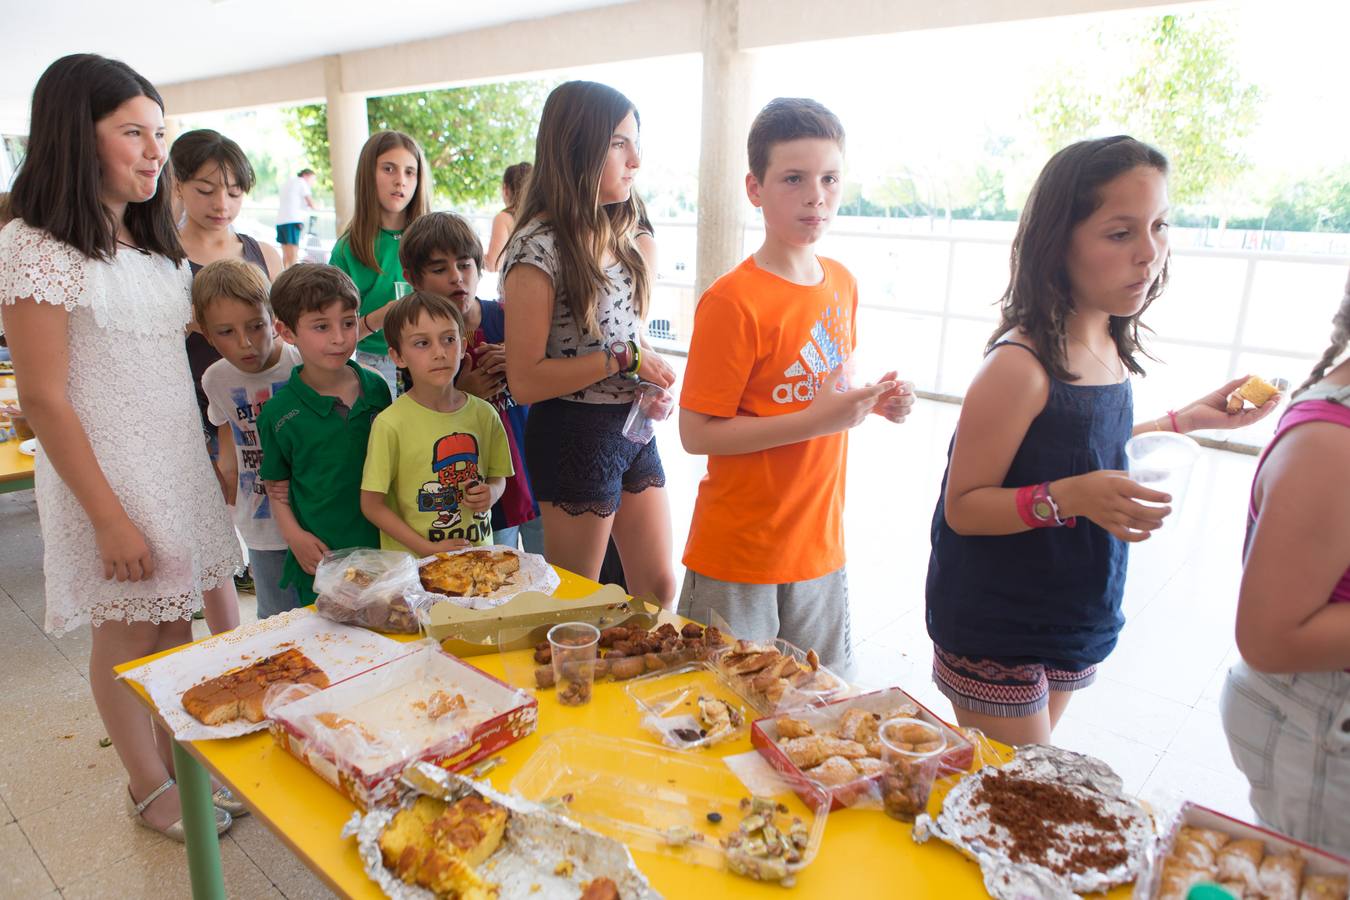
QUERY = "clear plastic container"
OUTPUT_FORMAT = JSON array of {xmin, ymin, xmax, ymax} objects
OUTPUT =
[
  {"xmin": 511, "ymin": 729, "xmax": 828, "ymax": 880},
  {"xmin": 625, "ymin": 663, "xmax": 750, "ymax": 750},
  {"xmin": 1125, "ymin": 431, "xmax": 1201, "ymax": 515},
  {"xmin": 878, "ymin": 717, "xmax": 947, "ymax": 822},
  {"xmin": 621, "ymin": 382, "xmax": 674, "ymax": 445},
  {"xmin": 711, "ymin": 637, "xmax": 849, "ymax": 715},
  {"xmin": 548, "ymin": 622, "xmax": 599, "ymax": 707}
]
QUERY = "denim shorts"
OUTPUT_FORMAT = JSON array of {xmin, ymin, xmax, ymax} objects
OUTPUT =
[
  {"xmin": 248, "ymin": 547, "xmax": 301, "ymax": 619},
  {"xmin": 524, "ymin": 398, "xmax": 665, "ymax": 517}
]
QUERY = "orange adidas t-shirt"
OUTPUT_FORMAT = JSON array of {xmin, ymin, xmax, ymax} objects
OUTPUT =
[{"xmin": 681, "ymin": 255, "xmax": 857, "ymax": 584}]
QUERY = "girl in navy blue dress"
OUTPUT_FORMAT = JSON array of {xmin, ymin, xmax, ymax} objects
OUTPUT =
[{"xmin": 925, "ymin": 136, "xmax": 1279, "ymax": 747}]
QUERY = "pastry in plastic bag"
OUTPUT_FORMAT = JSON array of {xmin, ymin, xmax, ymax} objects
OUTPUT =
[{"xmin": 313, "ymin": 548, "xmax": 423, "ymax": 634}]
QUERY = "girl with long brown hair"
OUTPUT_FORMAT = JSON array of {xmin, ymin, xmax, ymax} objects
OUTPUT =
[
  {"xmin": 485, "ymin": 161, "xmax": 531, "ymax": 273},
  {"xmin": 924, "ymin": 136, "xmax": 1278, "ymax": 747},
  {"xmin": 501, "ymin": 81, "xmax": 677, "ymax": 606},
  {"xmin": 329, "ymin": 130, "xmax": 431, "ymax": 392},
  {"xmin": 0, "ymin": 54, "xmax": 240, "ymax": 839}
]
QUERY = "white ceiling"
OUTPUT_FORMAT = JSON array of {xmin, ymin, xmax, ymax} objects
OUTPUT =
[{"xmin": 0, "ymin": 0, "xmax": 628, "ymax": 124}]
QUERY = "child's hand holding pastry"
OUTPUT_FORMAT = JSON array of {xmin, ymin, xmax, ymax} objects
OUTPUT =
[
  {"xmin": 461, "ymin": 480, "xmax": 493, "ymax": 513},
  {"xmin": 808, "ymin": 367, "xmax": 897, "ymax": 435},
  {"xmin": 1172, "ymin": 374, "xmax": 1282, "ymax": 433},
  {"xmin": 457, "ymin": 355, "xmax": 506, "ymax": 400},
  {"xmin": 869, "ymin": 370, "xmax": 916, "ymax": 423}
]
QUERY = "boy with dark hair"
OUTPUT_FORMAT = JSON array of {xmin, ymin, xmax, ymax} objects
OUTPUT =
[
  {"xmin": 398, "ymin": 212, "xmax": 541, "ymax": 553},
  {"xmin": 360, "ymin": 290, "xmax": 512, "ymax": 556},
  {"xmin": 677, "ymin": 98, "xmax": 914, "ymax": 672},
  {"xmin": 257, "ymin": 264, "xmax": 392, "ymax": 604}
]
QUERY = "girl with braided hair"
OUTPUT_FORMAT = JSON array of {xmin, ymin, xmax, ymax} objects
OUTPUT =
[{"xmin": 1221, "ymin": 271, "xmax": 1350, "ymax": 855}]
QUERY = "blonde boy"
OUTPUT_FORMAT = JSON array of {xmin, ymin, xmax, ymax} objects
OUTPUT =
[{"xmin": 194, "ymin": 259, "xmax": 302, "ymax": 618}]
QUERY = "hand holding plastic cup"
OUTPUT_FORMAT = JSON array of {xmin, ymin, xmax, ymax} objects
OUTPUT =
[
  {"xmin": 1124, "ymin": 432, "xmax": 1201, "ymax": 515},
  {"xmin": 621, "ymin": 382, "xmax": 674, "ymax": 445},
  {"xmin": 878, "ymin": 717, "xmax": 947, "ymax": 822},
  {"xmin": 548, "ymin": 622, "xmax": 600, "ymax": 706}
]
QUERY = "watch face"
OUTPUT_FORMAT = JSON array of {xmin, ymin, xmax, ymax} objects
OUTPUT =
[{"xmin": 1032, "ymin": 500, "xmax": 1053, "ymax": 521}]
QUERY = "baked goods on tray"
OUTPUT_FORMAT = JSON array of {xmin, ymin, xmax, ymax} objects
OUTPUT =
[
  {"xmin": 772, "ymin": 701, "xmax": 926, "ymax": 787},
  {"xmin": 716, "ymin": 639, "xmax": 843, "ymax": 712},
  {"xmin": 181, "ymin": 647, "xmax": 329, "ymax": 726},
  {"xmin": 1157, "ymin": 825, "xmax": 1346, "ymax": 900},
  {"xmin": 378, "ymin": 793, "xmax": 509, "ymax": 898},
  {"xmin": 420, "ymin": 550, "xmax": 521, "ymax": 597},
  {"xmin": 532, "ymin": 621, "xmax": 727, "ymax": 689}
]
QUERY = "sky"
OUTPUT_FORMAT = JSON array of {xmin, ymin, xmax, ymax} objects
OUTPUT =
[
  {"xmin": 185, "ymin": 0, "xmax": 1350, "ymax": 223},
  {"xmin": 558, "ymin": 0, "xmax": 1350, "ymax": 216}
]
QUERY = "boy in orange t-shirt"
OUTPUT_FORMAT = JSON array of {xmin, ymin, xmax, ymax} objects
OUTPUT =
[{"xmin": 677, "ymin": 98, "xmax": 915, "ymax": 672}]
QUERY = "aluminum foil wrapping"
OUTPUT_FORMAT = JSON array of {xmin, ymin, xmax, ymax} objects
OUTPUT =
[
  {"xmin": 912, "ymin": 744, "xmax": 1154, "ymax": 899},
  {"xmin": 346, "ymin": 761, "xmax": 662, "ymax": 899}
]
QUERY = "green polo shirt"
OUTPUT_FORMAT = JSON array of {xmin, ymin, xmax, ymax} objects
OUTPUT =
[
  {"xmin": 330, "ymin": 229, "xmax": 404, "ymax": 356},
  {"xmin": 256, "ymin": 360, "xmax": 393, "ymax": 603}
]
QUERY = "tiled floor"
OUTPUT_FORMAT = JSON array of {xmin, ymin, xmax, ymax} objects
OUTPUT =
[{"xmin": 0, "ymin": 396, "xmax": 1261, "ymax": 897}]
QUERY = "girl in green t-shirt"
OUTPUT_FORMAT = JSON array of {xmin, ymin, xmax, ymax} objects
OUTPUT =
[{"xmin": 330, "ymin": 130, "xmax": 430, "ymax": 391}]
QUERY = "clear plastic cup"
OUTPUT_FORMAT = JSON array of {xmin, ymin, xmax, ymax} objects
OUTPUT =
[
  {"xmin": 621, "ymin": 382, "xmax": 674, "ymax": 445},
  {"xmin": 878, "ymin": 717, "xmax": 947, "ymax": 822},
  {"xmin": 548, "ymin": 622, "xmax": 600, "ymax": 706},
  {"xmin": 393, "ymin": 281, "xmax": 413, "ymax": 299},
  {"xmin": 1125, "ymin": 431, "xmax": 1201, "ymax": 514}
]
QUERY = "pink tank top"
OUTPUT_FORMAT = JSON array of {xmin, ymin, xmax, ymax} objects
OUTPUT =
[{"xmin": 1248, "ymin": 397, "xmax": 1350, "ymax": 605}]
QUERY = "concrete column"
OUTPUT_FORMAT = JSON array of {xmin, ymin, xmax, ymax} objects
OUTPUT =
[
  {"xmin": 323, "ymin": 56, "xmax": 369, "ymax": 231},
  {"xmin": 163, "ymin": 115, "xmax": 185, "ymax": 150},
  {"xmin": 694, "ymin": 0, "xmax": 752, "ymax": 304}
]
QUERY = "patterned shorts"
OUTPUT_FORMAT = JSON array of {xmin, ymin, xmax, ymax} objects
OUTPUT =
[
  {"xmin": 932, "ymin": 644, "xmax": 1097, "ymax": 718},
  {"xmin": 524, "ymin": 398, "xmax": 665, "ymax": 518}
]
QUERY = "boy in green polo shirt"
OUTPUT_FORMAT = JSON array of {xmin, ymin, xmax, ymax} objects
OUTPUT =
[{"xmin": 257, "ymin": 265, "xmax": 393, "ymax": 604}]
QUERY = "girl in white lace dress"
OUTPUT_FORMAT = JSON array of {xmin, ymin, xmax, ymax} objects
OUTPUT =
[{"xmin": 0, "ymin": 55, "xmax": 240, "ymax": 838}]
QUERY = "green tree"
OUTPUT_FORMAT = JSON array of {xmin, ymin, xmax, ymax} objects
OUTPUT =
[
  {"xmin": 1031, "ymin": 13, "xmax": 1262, "ymax": 205},
  {"xmin": 286, "ymin": 79, "xmax": 550, "ymax": 207}
]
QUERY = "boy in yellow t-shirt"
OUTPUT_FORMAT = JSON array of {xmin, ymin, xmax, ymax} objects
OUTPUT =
[{"xmin": 360, "ymin": 291, "xmax": 512, "ymax": 557}]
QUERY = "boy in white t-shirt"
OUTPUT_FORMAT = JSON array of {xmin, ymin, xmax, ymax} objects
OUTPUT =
[{"xmin": 195, "ymin": 259, "xmax": 304, "ymax": 617}]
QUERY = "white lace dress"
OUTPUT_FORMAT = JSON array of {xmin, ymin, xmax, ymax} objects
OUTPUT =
[{"xmin": 0, "ymin": 221, "xmax": 241, "ymax": 634}]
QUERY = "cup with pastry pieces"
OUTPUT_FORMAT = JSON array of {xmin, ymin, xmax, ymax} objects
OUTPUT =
[{"xmin": 877, "ymin": 717, "xmax": 947, "ymax": 823}]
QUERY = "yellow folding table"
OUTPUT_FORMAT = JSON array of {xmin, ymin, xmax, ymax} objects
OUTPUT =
[{"xmin": 117, "ymin": 568, "xmax": 1133, "ymax": 899}]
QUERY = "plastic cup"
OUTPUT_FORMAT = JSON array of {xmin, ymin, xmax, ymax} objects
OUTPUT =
[
  {"xmin": 1125, "ymin": 431, "xmax": 1201, "ymax": 514},
  {"xmin": 878, "ymin": 717, "xmax": 947, "ymax": 822},
  {"xmin": 548, "ymin": 622, "xmax": 600, "ymax": 706},
  {"xmin": 621, "ymin": 382, "xmax": 674, "ymax": 445},
  {"xmin": 393, "ymin": 281, "xmax": 413, "ymax": 299}
]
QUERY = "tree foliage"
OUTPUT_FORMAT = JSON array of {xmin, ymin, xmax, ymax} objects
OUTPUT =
[
  {"xmin": 1031, "ymin": 14, "xmax": 1262, "ymax": 205},
  {"xmin": 286, "ymin": 80, "xmax": 550, "ymax": 207}
]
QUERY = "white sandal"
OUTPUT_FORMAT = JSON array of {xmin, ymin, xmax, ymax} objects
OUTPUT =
[{"xmin": 127, "ymin": 778, "xmax": 232, "ymax": 842}]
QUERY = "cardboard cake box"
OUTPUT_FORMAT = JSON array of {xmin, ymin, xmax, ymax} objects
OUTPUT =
[
  {"xmin": 1133, "ymin": 801, "xmax": 1350, "ymax": 899},
  {"xmin": 751, "ymin": 686, "xmax": 975, "ymax": 812},
  {"xmin": 268, "ymin": 644, "xmax": 537, "ymax": 810},
  {"xmin": 423, "ymin": 584, "xmax": 657, "ymax": 658}
]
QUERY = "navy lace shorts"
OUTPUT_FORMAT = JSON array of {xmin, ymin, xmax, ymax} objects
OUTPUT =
[{"xmin": 524, "ymin": 398, "xmax": 666, "ymax": 517}]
